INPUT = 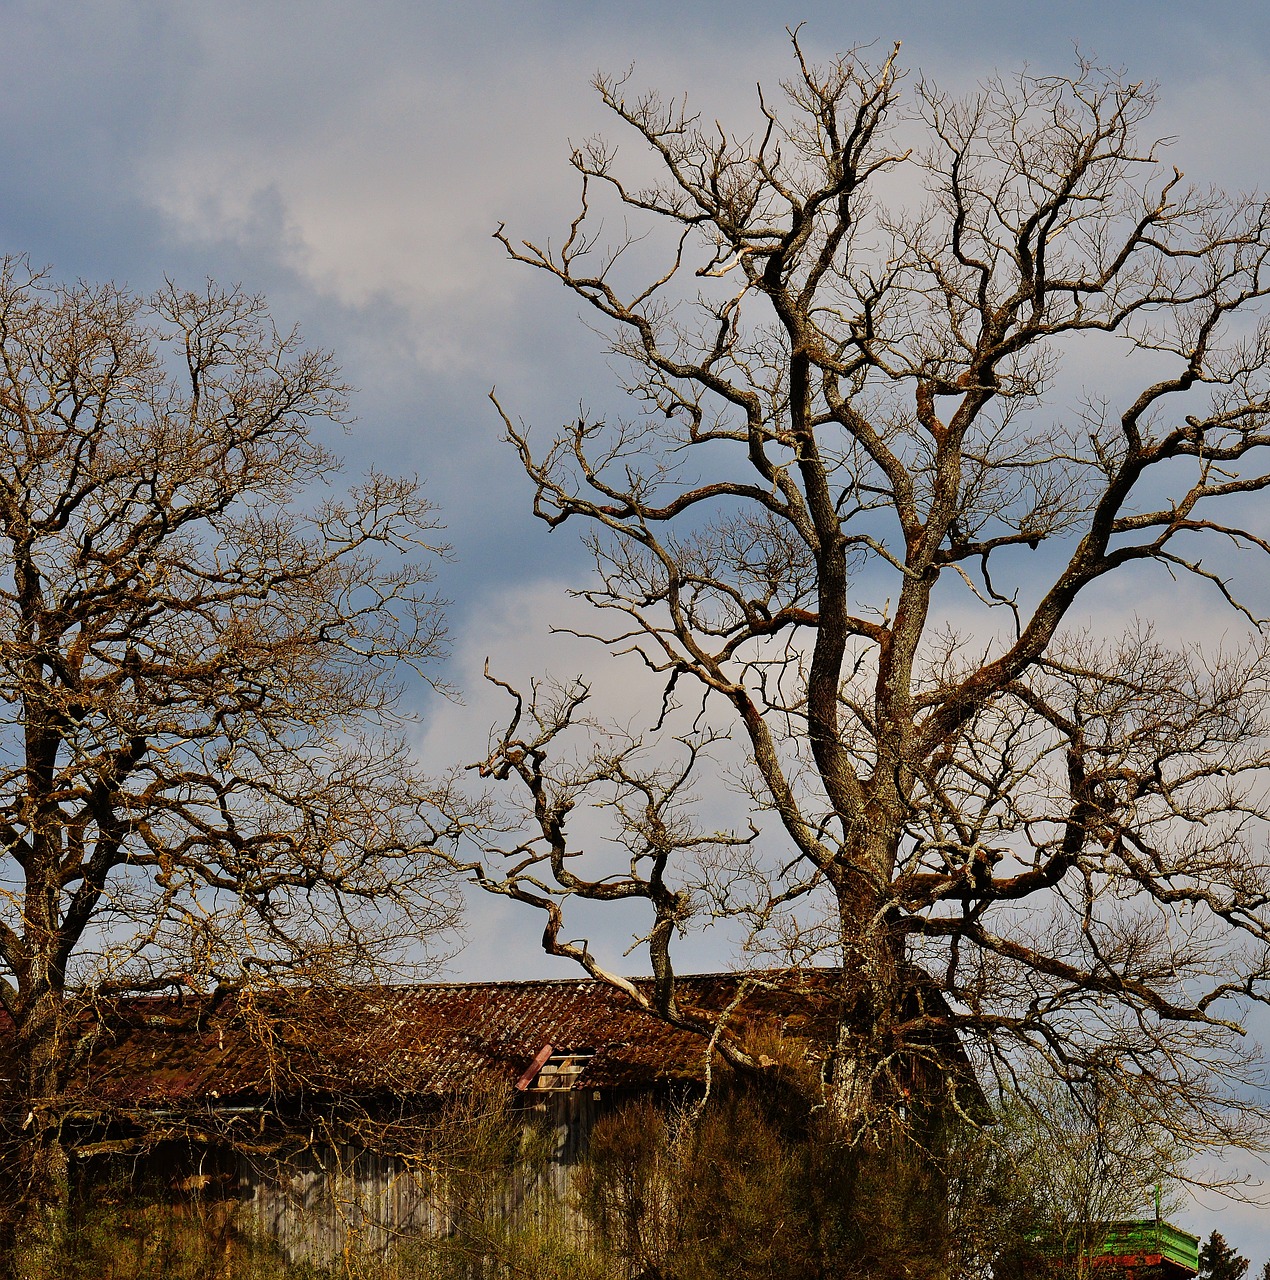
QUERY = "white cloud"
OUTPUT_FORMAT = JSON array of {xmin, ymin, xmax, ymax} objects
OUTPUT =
[{"xmin": 133, "ymin": 7, "xmax": 797, "ymax": 376}]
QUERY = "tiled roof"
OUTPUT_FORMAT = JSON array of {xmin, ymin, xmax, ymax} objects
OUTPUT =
[
  {"xmin": 5, "ymin": 971, "xmax": 846, "ymax": 1114},
  {"xmin": 0, "ymin": 967, "xmax": 984, "ymax": 1117}
]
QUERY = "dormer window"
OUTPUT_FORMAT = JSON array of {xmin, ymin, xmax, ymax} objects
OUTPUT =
[{"xmin": 515, "ymin": 1043, "xmax": 594, "ymax": 1091}]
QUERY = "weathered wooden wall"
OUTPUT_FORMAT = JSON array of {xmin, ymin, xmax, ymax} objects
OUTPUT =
[{"xmin": 235, "ymin": 1090, "xmax": 611, "ymax": 1265}]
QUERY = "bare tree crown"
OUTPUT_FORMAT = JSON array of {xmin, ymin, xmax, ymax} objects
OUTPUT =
[
  {"xmin": 458, "ymin": 37, "xmax": 1270, "ymax": 1147},
  {"xmin": 0, "ymin": 259, "xmax": 455, "ymax": 1012}
]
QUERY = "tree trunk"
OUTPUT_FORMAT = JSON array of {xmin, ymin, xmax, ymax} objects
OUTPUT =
[
  {"xmin": 3, "ymin": 989, "xmax": 70, "ymax": 1280},
  {"xmin": 830, "ymin": 851, "xmax": 907, "ymax": 1140}
]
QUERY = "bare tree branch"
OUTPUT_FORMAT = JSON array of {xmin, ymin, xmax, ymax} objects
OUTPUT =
[{"xmin": 452, "ymin": 39, "xmax": 1270, "ymax": 1157}]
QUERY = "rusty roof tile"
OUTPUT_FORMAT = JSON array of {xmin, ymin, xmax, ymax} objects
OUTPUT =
[{"xmin": 0, "ymin": 967, "xmax": 980, "ymax": 1115}]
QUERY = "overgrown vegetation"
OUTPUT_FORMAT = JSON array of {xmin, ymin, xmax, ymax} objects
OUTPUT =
[
  {"xmin": 40, "ymin": 1172, "xmax": 603, "ymax": 1280},
  {"xmin": 23, "ymin": 1187, "xmax": 306, "ymax": 1280},
  {"xmin": 575, "ymin": 1087, "xmax": 951, "ymax": 1280},
  {"xmin": 31, "ymin": 1067, "xmax": 1193, "ymax": 1280}
]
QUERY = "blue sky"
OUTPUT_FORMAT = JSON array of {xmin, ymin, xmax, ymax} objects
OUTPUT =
[
  {"xmin": 6, "ymin": 0, "xmax": 1267, "ymax": 603},
  {"xmin": 6, "ymin": 0, "xmax": 1270, "ymax": 1254}
]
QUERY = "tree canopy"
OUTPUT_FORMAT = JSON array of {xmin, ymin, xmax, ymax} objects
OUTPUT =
[
  {"xmin": 1200, "ymin": 1231, "xmax": 1250, "ymax": 1280},
  {"xmin": 446, "ymin": 34, "xmax": 1270, "ymax": 1153},
  {"xmin": 0, "ymin": 260, "xmax": 454, "ymax": 1265}
]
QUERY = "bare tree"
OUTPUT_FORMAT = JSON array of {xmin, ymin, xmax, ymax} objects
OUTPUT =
[
  {"xmin": 0, "ymin": 259, "xmax": 455, "ymax": 1269},
  {"xmin": 947, "ymin": 1069, "xmax": 1187, "ymax": 1279},
  {"xmin": 449, "ymin": 32, "xmax": 1270, "ymax": 1157}
]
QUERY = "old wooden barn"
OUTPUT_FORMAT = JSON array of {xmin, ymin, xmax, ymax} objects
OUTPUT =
[{"xmin": 3, "ymin": 968, "xmax": 980, "ymax": 1265}]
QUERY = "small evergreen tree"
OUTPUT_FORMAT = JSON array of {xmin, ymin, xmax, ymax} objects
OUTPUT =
[{"xmin": 1199, "ymin": 1231, "xmax": 1249, "ymax": 1280}]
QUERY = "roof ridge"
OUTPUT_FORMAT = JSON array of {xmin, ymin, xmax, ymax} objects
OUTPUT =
[{"xmin": 324, "ymin": 965, "xmax": 840, "ymax": 993}]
